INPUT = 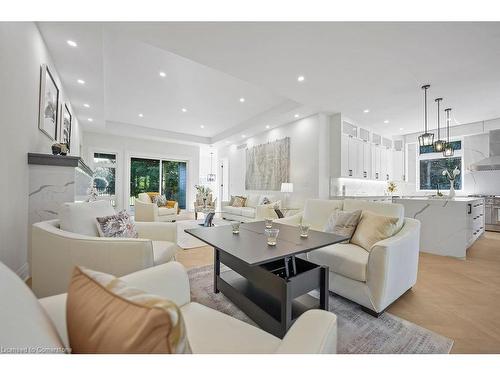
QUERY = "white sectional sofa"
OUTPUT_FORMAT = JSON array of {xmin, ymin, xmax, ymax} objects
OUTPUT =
[
  {"xmin": 0, "ymin": 261, "xmax": 338, "ymax": 354},
  {"xmin": 221, "ymin": 193, "xmax": 281, "ymax": 222},
  {"xmin": 276, "ymin": 199, "xmax": 421, "ymax": 315}
]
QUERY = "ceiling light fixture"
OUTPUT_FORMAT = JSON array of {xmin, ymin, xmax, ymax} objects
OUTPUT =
[
  {"xmin": 181, "ymin": 108, "xmax": 187, "ymax": 113},
  {"xmin": 87, "ymin": 118, "xmax": 93, "ymax": 122},
  {"xmin": 159, "ymin": 71, "xmax": 166, "ymax": 77},
  {"xmin": 207, "ymin": 152, "xmax": 216, "ymax": 182},
  {"xmin": 294, "ymin": 114, "xmax": 299, "ymax": 118},
  {"xmin": 297, "ymin": 75, "xmax": 305, "ymax": 82},
  {"xmin": 265, "ymin": 125, "xmax": 270, "ymax": 129},
  {"xmin": 138, "ymin": 113, "xmax": 143, "ymax": 118},
  {"xmin": 363, "ymin": 109, "xmax": 370, "ymax": 113},
  {"xmin": 83, "ymin": 104, "xmax": 90, "ymax": 108},
  {"xmin": 77, "ymin": 79, "xmax": 85, "ymax": 85},
  {"xmin": 67, "ymin": 40, "xmax": 77, "ymax": 47},
  {"xmin": 239, "ymin": 97, "xmax": 245, "ymax": 103},
  {"xmin": 443, "ymin": 108, "xmax": 454, "ymax": 157},
  {"xmin": 241, "ymin": 134, "xmax": 246, "ymax": 138},
  {"xmin": 384, "ymin": 120, "xmax": 389, "ymax": 124},
  {"xmin": 200, "ymin": 125, "xmax": 205, "ymax": 129},
  {"xmin": 433, "ymin": 97, "xmax": 446, "ymax": 152},
  {"xmin": 418, "ymin": 84, "xmax": 434, "ymax": 148},
  {"xmin": 399, "ymin": 127, "xmax": 404, "ymax": 131}
]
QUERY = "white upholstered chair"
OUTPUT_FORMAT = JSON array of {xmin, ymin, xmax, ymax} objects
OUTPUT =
[
  {"xmin": 276, "ymin": 199, "xmax": 421, "ymax": 315},
  {"xmin": 31, "ymin": 200, "xmax": 179, "ymax": 298},
  {"xmin": 0, "ymin": 261, "xmax": 338, "ymax": 354},
  {"xmin": 135, "ymin": 193, "xmax": 177, "ymax": 222}
]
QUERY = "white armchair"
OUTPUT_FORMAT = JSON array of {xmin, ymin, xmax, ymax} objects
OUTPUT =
[
  {"xmin": 32, "ymin": 219, "xmax": 179, "ymax": 298},
  {"xmin": 0, "ymin": 261, "xmax": 338, "ymax": 354},
  {"xmin": 135, "ymin": 193, "xmax": 177, "ymax": 222},
  {"xmin": 275, "ymin": 199, "xmax": 420, "ymax": 315}
]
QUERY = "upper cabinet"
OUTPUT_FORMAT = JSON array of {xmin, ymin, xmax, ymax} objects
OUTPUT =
[{"xmin": 333, "ymin": 116, "xmax": 406, "ymax": 182}]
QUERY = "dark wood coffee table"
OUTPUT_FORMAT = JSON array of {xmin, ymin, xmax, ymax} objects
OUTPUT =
[{"xmin": 185, "ymin": 221, "xmax": 348, "ymax": 338}]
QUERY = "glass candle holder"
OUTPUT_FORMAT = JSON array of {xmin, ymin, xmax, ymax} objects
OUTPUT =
[
  {"xmin": 299, "ymin": 223, "xmax": 310, "ymax": 238},
  {"xmin": 265, "ymin": 218, "xmax": 273, "ymax": 228},
  {"xmin": 265, "ymin": 228, "xmax": 279, "ymax": 246},
  {"xmin": 231, "ymin": 221, "xmax": 240, "ymax": 234}
]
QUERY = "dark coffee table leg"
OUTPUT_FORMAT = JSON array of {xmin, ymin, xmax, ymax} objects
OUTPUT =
[
  {"xmin": 280, "ymin": 283, "xmax": 292, "ymax": 336},
  {"xmin": 320, "ymin": 266, "xmax": 329, "ymax": 310},
  {"xmin": 214, "ymin": 248, "xmax": 220, "ymax": 293}
]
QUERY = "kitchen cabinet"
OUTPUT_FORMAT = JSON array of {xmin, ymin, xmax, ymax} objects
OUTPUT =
[
  {"xmin": 341, "ymin": 135, "xmax": 371, "ymax": 178},
  {"xmin": 392, "ymin": 150, "xmax": 404, "ymax": 181},
  {"xmin": 371, "ymin": 145, "xmax": 381, "ymax": 180}
]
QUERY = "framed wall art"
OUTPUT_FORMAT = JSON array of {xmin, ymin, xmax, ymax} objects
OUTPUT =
[
  {"xmin": 61, "ymin": 102, "xmax": 72, "ymax": 151},
  {"xmin": 38, "ymin": 64, "xmax": 60, "ymax": 141}
]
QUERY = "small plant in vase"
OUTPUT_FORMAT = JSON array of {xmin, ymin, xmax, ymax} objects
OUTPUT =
[
  {"xmin": 387, "ymin": 181, "xmax": 397, "ymax": 197},
  {"xmin": 442, "ymin": 167, "xmax": 460, "ymax": 199},
  {"xmin": 195, "ymin": 185, "xmax": 212, "ymax": 208}
]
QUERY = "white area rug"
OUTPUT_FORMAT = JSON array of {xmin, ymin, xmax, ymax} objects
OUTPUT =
[{"xmin": 176, "ymin": 219, "xmax": 230, "ymax": 249}]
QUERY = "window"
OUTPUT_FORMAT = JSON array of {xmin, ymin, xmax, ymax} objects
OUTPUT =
[
  {"xmin": 93, "ymin": 153, "xmax": 116, "ymax": 197},
  {"xmin": 129, "ymin": 157, "xmax": 187, "ymax": 209},
  {"xmin": 419, "ymin": 157, "xmax": 462, "ymax": 190}
]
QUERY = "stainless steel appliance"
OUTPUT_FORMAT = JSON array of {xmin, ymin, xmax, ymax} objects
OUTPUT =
[{"xmin": 469, "ymin": 195, "xmax": 500, "ymax": 232}]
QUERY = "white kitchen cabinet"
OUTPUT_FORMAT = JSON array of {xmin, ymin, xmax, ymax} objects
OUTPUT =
[
  {"xmin": 341, "ymin": 135, "xmax": 370, "ymax": 178},
  {"xmin": 392, "ymin": 150, "xmax": 404, "ymax": 181},
  {"xmin": 371, "ymin": 145, "xmax": 382, "ymax": 180},
  {"xmin": 362, "ymin": 141, "xmax": 371, "ymax": 179}
]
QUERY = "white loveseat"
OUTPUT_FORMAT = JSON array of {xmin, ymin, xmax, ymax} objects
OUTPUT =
[
  {"xmin": 276, "ymin": 199, "xmax": 420, "ymax": 315},
  {"xmin": 0, "ymin": 261, "xmax": 338, "ymax": 354},
  {"xmin": 31, "ymin": 200, "xmax": 179, "ymax": 298},
  {"xmin": 135, "ymin": 193, "xmax": 178, "ymax": 222},
  {"xmin": 221, "ymin": 193, "xmax": 280, "ymax": 222}
]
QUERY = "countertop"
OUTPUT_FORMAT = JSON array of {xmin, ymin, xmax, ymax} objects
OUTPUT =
[{"xmin": 395, "ymin": 197, "xmax": 484, "ymax": 203}]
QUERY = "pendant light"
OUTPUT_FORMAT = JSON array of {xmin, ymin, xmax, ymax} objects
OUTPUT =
[
  {"xmin": 433, "ymin": 97, "xmax": 446, "ymax": 152},
  {"xmin": 207, "ymin": 152, "xmax": 216, "ymax": 182},
  {"xmin": 418, "ymin": 84, "xmax": 434, "ymax": 148},
  {"xmin": 443, "ymin": 108, "xmax": 454, "ymax": 157}
]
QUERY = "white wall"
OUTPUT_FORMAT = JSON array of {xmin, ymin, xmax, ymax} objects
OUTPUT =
[
  {"xmin": 218, "ymin": 114, "xmax": 326, "ymax": 208},
  {"xmin": 81, "ymin": 132, "xmax": 200, "ymax": 211},
  {"xmin": 0, "ymin": 23, "xmax": 82, "ymax": 277}
]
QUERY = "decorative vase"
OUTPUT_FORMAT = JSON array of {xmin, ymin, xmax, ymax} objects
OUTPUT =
[{"xmin": 448, "ymin": 181, "xmax": 455, "ymax": 199}]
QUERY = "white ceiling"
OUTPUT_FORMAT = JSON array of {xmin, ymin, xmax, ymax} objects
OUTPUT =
[{"xmin": 38, "ymin": 22, "xmax": 500, "ymax": 144}]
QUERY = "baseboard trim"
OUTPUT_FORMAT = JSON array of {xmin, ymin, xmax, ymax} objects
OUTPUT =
[{"xmin": 16, "ymin": 262, "xmax": 30, "ymax": 281}]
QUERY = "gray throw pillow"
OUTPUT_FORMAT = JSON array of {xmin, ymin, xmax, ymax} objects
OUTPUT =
[
  {"xmin": 96, "ymin": 210, "xmax": 139, "ymax": 238},
  {"xmin": 153, "ymin": 194, "xmax": 167, "ymax": 207},
  {"xmin": 324, "ymin": 209, "xmax": 362, "ymax": 242}
]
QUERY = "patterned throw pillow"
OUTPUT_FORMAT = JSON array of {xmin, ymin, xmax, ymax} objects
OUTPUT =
[
  {"xmin": 67, "ymin": 266, "xmax": 191, "ymax": 354},
  {"xmin": 153, "ymin": 194, "xmax": 167, "ymax": 207},
  {"xmin": 259, "ymin": 196, "xmax": 271, "ymax": 205},
  {"xmin": 95, "ymin": 210, "xmax": 138, "ymax": 238},
  {"xmin": 232, "ymin": 196, "xmax": 246, "ymax": 207},
  {"xmin": 324, "ymin": 209, "xmax": 362, "ymax": 243},
  {"xmin": 228, "ymin": 196, "xmax": 236, "ymax": 205}
]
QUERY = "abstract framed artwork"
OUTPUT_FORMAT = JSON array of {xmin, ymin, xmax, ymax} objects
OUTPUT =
[
  {"xmin": 38, "ymin": 64, "xmax": 59, "ymax": 141},
  {"xmin": 61, "ymin": 102, "xmax": 72, "ymax": 151}
]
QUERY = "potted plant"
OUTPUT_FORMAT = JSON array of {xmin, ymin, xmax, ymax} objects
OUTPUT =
[{"xmin": 195, "ymin": 185, "xmax": 212, "ymax": 208}]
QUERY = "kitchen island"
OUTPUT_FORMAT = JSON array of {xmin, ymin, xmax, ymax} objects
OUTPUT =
[{"xmin": 394, "ymin": 197, "xmax": 485, "ymax": 258}]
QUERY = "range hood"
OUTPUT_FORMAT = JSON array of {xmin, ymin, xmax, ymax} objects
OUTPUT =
[{"xmin": 470, "ymin": 129, "xmax": 500, "ymax": 171}]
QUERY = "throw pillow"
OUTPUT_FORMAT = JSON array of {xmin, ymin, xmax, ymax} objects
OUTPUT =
[
  {"xmin": 153, "ymin": 194, "xmax": 167, "ymax": 207},
  {"xmin": 259, "ymin": 196, "xmax": 271, "ymax": 205},
  {"xmin": 324, "ymin": 209, "xmax": 362, "ymax": 242},
  {"xmin": 166, "ymin": 200, "xmax": 176, "ymax": 208},
  {"xmin": 232, "ymin": 196, "xmax": 246, "ymax": 207},
  {"xmin": 67, "ymin": 266, "xmax": 191, "ymax": 354},
  {"xmin": 350, "ymin": 211, "xmax": 400, "ymax": 251},
  {"xmin": 228, "ymin": 195, "xmax": 236, "ymax": 205},
  {"xmin": 95, "ymin": 210, "xmax": 138, "ymax": 238}
]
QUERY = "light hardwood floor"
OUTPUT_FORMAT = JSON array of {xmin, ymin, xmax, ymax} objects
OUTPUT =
[{"xmin": 175, "ymin": 231, "xmax": 500, "ymax": 354}]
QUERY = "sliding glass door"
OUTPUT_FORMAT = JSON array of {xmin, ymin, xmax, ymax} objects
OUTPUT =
[{"xmin": 129, "ymin": 157, "xmax": 187, "ymax": 209}]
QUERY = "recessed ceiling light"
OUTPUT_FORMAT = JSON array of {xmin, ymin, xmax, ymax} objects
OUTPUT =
[
  {"xmin": 241, "ymin": 134, "xmax": 246, "ymax": 138},
  {"xmin": 225, "ymin": 141, "xmax": 230, "ymax": 144},
  {"xmin": 363, "ymin": 109, "xmax": 370, "ymax": 113},
  {"xmin": 294, "ymin": 114, "xmax": 300, "ymax": 118},
  {"xmin": 297, "ymin": 75, "xmax": 305, "ymax": 82},
  {"xmin": 77, "ymin": 79, "xmax": 85, "ymax": 85},
  {"xmin": 384, "ymin": 120, "xmax": 389, "ymax": 124},
  {"xmin": 159, "ymin": 71, "xmax": 166, "ymax": 77},
  {"xmin": 265, "ymin": 125, "xmax": 270, "ymax": 129},
  {"xmin": 67, "ymin": 40, "xmax": 77, "ymax": 47},
  {"xmin": 83, "ymin": 103, "xmax": 90, "ymax": 108},
  {"xmin": 399, "ymin": 127, "xmax": 404, "ymax": 131},
  {"xmin": 200, "ymin": 125, "xmax": 205, "ymax": 129},
  {"xmin": 138, "ymin": 113, "xmax": 143, "ymax": 118},
  {"xmin": 87, "ymin": 118, "xmax": 93, "ymax": 122},
  {"xmin": 239, "ymin": 97, "xmax": 245, "ymax": 103},
  {"xmin": 181, "ymin": 108, "xmax": 187, "ymax": 113}
]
